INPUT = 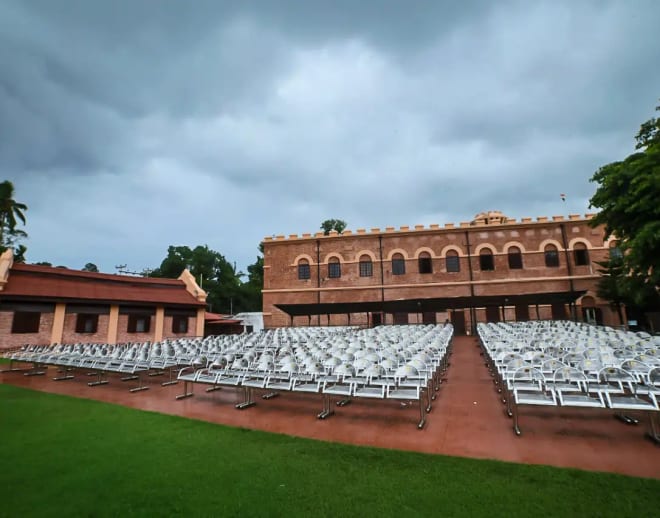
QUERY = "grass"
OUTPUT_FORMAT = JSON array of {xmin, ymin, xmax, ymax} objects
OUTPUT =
[{"xmin": 0, "ymin": 384, "xmax": 658, "ymax": 517}]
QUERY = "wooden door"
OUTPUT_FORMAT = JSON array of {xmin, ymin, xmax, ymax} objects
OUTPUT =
[{"xmin": 451, "ymin": 310, "xmax": 466, "ymax": 335}]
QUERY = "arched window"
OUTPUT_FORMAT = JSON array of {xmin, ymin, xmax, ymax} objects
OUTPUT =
[
  {"xmin": 418, "ymin": 252, "xmax": 433, "ymax": 274},
  {"xmin": 392, "ymin": 253, "xmax": 406, "ymax": 275},
  {"xmin": 297, "ymin": 259, "xmax": 311, "ymax": 280},
  {"xmin": 446, "ymin": 250, "xmax": 460, "ymax": 273},
  {"xmin": 359, "ymin": 255, "xmax": 373, "ymax": 277},
  {"xmin": 544, "ymin": 244, "xmax": 560, "ymax": 268},
  {"xmin": 573, "ymin": 243, "xmax": 590, "ymax": 266},
  {"xmin": 479, "ymin": 249, "xmax": 495, "ymax": 271},
  {"xmin": 507, "ymin": 246, "xmax": 523, "ymax": 269},
  {"xmin": 328, "ymin": 257, "xmax": 341, "ymax": 278}
]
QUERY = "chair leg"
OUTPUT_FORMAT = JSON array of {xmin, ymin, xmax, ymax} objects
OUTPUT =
[
  {"xmin": 88, "ymin": 371, "xmax": 108, "ymax": 387},
  {"xmin": 512, "ymin": 402, "xmax": 521, "ymax": 436},
  {"xmin": 130, "ymin": 373, "xmax": 149, "ymax": 392},
  {"xmin": 24, "ymin": 363, "xmax": 46, "ymax": 376},
  {"xmin": 161, "ymin": 367, "xmax": 178, "ymax": 387},
  {"xmin": 417, "ymin": 398, "xmax": 426, "ymax": 429},
  {"xmin": 318, "ymin": 394, "xmax": 334, "ymax": 419},
  {"xmin": 176, "ymin": 380, "xmax": 194, "ymax": 399},
  {"xmin": 53, "ymin": 368, "xmax": 75, "ymax": 381},
  {"xmin": 236, "ymin": 387, "xmax": 256, "ymax": 409}
]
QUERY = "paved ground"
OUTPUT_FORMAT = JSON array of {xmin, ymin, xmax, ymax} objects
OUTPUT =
[{"xmin": 2, "ymin": 336, "xmax": 659, "ymax": 479}]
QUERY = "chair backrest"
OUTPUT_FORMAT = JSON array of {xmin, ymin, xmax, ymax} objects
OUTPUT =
[
  {"xmin": 578, "ymin": 358, "xmax": 602, "ymax": 374},
  {"xmin": 553, "ymin": 366, "xmax": 588, "ymax": 387},
  {"xmin": 334, "ymin": 363, "xmax": 355, "ymax": 377},
  {"xmin": 598, "ymin": 366, "xmax": 635, "ymax": 385},
  {"xmin": 619, "ymin": 359, "xmax": 651, "ymax": 376},
  {"xmin": 563, "ymin": 353, "xmax": 586, "ymax": 367},
  {"xmin": 395, "ymin": 364, "xmax": 419, "ymax": 378},
  {"xmin": 648, "ymin": 367, "xmax": 660, "ymax": 387},
  {"xmin": 511, "ymin": 367, "xmax": 545, "ymax": 388},
  {"xmin": 541, "ymin": 358, "xmax": 565, "ymax": 373}
]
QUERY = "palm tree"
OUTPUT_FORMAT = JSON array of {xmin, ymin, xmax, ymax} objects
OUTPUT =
[{"xmin": 0, "ymin": 180, "xmax": 28, "ymax": 252}]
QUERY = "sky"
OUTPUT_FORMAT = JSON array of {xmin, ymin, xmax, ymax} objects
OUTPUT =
[{"xmin": 2, "ymin": 0, "xmax": 659, "ymax": 275}]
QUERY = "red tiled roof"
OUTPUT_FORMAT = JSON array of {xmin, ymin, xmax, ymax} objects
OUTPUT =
[
  {"xmin": 1, "ymin": 264, "xmax": 204, "ymax": 307},
  {"xmin": 11, "ymin": 263, "xmax": 183, "ymax": 284}
]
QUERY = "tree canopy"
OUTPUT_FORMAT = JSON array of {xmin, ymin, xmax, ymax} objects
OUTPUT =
[
  {"xmin": 0, "ymin": 180, "xmax": 28, "ymax": 262},
  {"xmin": 589, "ymin": 101, "xmax": 660, "ymax": 295},
  {"xmin": 149, "ymin": 245, "xmax": 262, "ymax": 314},
  {"xmin": 82, "ymin": 263, "xmax": 99, "ymax": 273},
  {"xmin": 320, "ymin": 219, "xmax": 347, "ymax": 235}
]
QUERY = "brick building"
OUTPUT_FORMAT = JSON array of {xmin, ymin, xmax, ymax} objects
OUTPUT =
[
  {"xmin": 262, "ymin": 212, "xmax": 622, "ymax": 333},
  {"xmin": 0, "ymin": 251, "xmax": 206, "ymax": 350}
]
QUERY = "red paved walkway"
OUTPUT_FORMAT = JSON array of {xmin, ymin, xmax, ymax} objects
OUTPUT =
[{"xmin": 2, "ymin": 336, "xmax": 659, "ymax": 479}]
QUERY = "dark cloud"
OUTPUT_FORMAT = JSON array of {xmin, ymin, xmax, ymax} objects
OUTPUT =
[{"xmin": 1, "ymin": 0, "xmax": 659, "ymax": 273}]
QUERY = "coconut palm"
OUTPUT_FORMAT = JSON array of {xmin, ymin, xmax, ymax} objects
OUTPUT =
[{"xmin": 0, "ymin": 180, "xmax": 28, "ymax": 252}]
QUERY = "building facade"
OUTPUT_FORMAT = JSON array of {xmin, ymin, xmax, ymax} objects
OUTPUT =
[
  {"xmin": 0, "ymin": 251, "xmax": 207, "ymax": 350},
  {"xmin": 262, "ymin": 212, "xmax": 621, "ymax": 333}
]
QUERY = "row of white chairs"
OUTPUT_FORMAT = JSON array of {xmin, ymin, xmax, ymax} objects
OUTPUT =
[
  {"xmin": 175, "ymin": 324, "xmax": 453, "ymax": 429},
  {"xmin": 478, "ymin": 321, "xmax": 660, "ymax": 441},
  {"xmin": 1, "ymin": 325, "xmax": 453, "ymax": 421}
]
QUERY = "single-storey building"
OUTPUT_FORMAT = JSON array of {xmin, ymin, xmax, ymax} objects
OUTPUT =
[{"xmin": 0, "ymin": 250, "xmax": 207, "ymax": 350}]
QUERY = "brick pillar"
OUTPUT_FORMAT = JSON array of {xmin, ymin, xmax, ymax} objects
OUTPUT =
[
  {"xmin": 107, "ymin": 305, "xmax": 119, "ymax": 344},
  {"xmin": 153, "ymin": 307, "xmax": 165, "ymax": 343},
  {"xmin": 196, "ymin": 307, "xmax": 205, "ymax": 337},
  {"xmin": 50, "ymin": 303, "xmax": 66, "ymax": 344}
]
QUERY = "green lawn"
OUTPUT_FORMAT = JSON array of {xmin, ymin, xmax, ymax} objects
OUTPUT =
[{"xmin": 0, "ymin": 384, "xmax": 658, "ymax": 517}]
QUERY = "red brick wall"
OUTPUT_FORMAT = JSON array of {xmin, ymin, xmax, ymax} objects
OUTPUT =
[
  {"xmin": 115, "ymin": 314, "xmax": 154, "ymax": 344},
  {"xmin": 161, "ymin": 315, "xmax": 198, "ymax": 340},
  {"xmin": 263, "ymin": 219, "xmax": 613, "ymax": 329},
  {"xmin": 0, "ymin": 310, "xmax": 54, "ymax": 350},
  {"xmin": 61, "ymin": 313, "xmax": 110, "ymax": 344}
]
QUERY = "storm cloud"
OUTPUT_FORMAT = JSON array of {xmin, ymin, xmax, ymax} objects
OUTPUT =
[{"xmin": 2, "ymin": 0, "xmax": 659, "ymax": 272}]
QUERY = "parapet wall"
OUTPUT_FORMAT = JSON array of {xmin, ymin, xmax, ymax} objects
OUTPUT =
[{"xmin": 263, "ymin": 214, "xmax": 597, "ymax": 243}]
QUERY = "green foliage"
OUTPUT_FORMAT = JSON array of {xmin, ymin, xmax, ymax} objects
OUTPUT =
[
  {"xmin": 595, "ymin": 257, "xmax": 626, "ymax": 324},
  {"xmin": 242, "ymin": 254, "xmax": 264, "ymax": 311},
  {"xmin": 635, "ymin": 102, "xmax": 660, "ymax": 149},
  {"xmin": 0, "ymin": 180, "xmax": 29, "ymax": 259},
  {"xmin": 149, "ymin": 245, "xmax": 262, "ymax": 314},
  {"xmin": 33, "ymin": 261, "xmax": 52, "ymax": 266},
  {"xmin": 13, "ymin": 244, "xmax": 27, "ymax": 263},
  {"xmin": 589, "ymin": 101, "xmax": 660, "ymax": 298},
  {"xmin": 82, "ymin": 262, "xmax": 99, "ymax": 272},
  {"xmin": 1, "ymin": 385, "xmax": 659, "ymax": 517},
  {"xmin": 320, "ymin": 219, "xmax": 347, "ymax": 235}
]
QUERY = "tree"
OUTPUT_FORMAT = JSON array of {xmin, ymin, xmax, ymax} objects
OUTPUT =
[
  {"xmin": 33, "ymin": 261, "xmax": 52, "ymax": 267},
  {"xmin": 13, "ymin": 244, "xmax": 27, "ymax": 263},
  {"xmin": 589, "ymin": 101, "xmax": 660, "ymax": 296},
  {"xmin": 595, "ymin": 257, "xmax": 627, "ymax": 325},
  {"xmin": 0, "ymin": 180, "xmax": 28, "ymax": 259},
  {"xmin": 150, "ymin": 245, "xmax": 245, "ymax": 314},
  {"xmin": 242, "ymin": 251, "xmax": 264, "ymax": 312},
  {"xmin": 320, "ymin": 219, "xmax": 347, "ymax": 235},
  {"xmin": 82, "ymin": 262, "xmax": 99, "ymax": 273}
]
